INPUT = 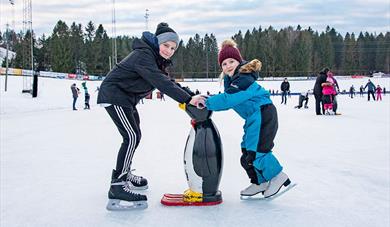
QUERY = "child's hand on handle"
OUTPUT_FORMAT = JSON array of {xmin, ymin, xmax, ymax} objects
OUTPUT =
[{"xmin": 189, "ymin": 95, "xmax": 206, "ymax": 109}]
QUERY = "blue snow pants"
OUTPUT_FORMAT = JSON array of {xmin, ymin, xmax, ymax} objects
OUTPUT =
[{"xmin": 240, "ymin": 104, "xmax": 283, "ymax": 184}]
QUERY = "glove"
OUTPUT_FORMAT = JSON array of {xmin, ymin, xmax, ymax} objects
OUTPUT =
[{"xmin": 245, "ymin": 151, "xmax": 257, "ymax": 166}]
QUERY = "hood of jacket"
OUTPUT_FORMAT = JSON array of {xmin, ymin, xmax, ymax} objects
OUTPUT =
[
  {"xmin": 132, "ymin": 32, "xmax": 173, "ymax": 71},
  {"xmin": 229, "ymin": 59, "xmax": 262, "ymax": 81}
]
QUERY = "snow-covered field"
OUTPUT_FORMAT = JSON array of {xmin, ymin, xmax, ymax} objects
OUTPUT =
[{"xmin": 1, "ymin": 76, "xmax": 389, "ymax": 227}]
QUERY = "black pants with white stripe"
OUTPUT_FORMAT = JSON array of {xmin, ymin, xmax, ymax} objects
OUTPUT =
[{"xmin": 105, "ymin": 105, "xmax": 141, "ymax": 176}]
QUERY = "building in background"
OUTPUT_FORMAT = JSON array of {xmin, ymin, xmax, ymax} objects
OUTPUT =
[{"xmin": 0, "ymin": 47, "xmax": 16, "ymax": 67}]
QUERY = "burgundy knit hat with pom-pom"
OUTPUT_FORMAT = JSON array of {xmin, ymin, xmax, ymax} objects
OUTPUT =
[{"xmin": 218, "ymin": 39, "xmax": 243, "ymax": 66}]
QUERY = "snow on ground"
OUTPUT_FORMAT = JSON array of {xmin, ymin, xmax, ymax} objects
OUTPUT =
[{"xmin": 1, "ymin": 76, "xmax": 389, "ymax": 227}]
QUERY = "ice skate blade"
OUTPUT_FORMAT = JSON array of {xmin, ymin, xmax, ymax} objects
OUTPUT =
[
  {"xmin": 240, "ymin": 183, "xmax": 297, "ymax": 201},
  {"xmin": 106, "ymin": 199, "xmax": 148, "ymax": 211},
  {"xmin": 240, "ymin": 190, "xmax": 264, "ymax": 197}
]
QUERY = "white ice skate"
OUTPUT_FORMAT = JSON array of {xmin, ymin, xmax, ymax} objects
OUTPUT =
[
  {"xmin": 241, "ymin": 172, "xmax": 296, "ymax": 201},
  {"xmin": 263, "ymin": 171, "xmax": 291, "ymax": 198},
  {"xmin": 240, "ymin": 182, "xmax": 269, "ymax": 197}
]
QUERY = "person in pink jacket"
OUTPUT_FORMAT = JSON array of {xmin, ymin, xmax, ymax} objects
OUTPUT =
[
  {"xmin": 322, "ymin": 71, "xmax": 337, "ymax": 115},
  {"xmin": 376, "ymin": 85, "xmax": 383, "ymax": 101}
]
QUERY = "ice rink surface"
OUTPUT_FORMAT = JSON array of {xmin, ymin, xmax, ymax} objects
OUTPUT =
[{"xmin": 1, "ymin": 76, "xmax": 389, "ymax": 227}]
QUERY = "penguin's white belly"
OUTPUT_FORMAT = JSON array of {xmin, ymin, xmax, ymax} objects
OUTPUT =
[{"xmin": 184, "ymin": 128, "xmax": 203, "ymax": 193}]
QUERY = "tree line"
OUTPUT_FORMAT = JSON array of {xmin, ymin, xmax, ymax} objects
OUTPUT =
[{"xmin": 1, "ymin": 20, "xmax": 389, "ymax": 78}]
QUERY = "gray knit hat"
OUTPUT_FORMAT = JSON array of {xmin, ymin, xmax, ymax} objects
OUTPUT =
[{"xmin": 155, "ymin": 22, "xmax": 179, "ymax": 47}]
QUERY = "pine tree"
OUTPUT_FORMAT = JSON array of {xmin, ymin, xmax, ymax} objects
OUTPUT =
[
  {"xmin": 343, "ymin": 33, "xmax": 359, "ymax": 75},
  {"xmin": 116, "ymin": 36, "xmax": 134, "ymax": 62},
  {"xmin": 274, "ymin": 28, "xmax": 290, "ymax": 77},
  {"xmin": 204, "ymin": 34, "xmax": 211, "ymax": 78},
  {"xmin": 233, "ymin": 30, "xmax": 243, "ymax": 48},
  {"xmin": 312, "ymin": 31, "xmax": 322, "ymax": 73},
  {"xmin": 184, "ymin": 37, "xmax": 196, "ymax": 78},
  {"xmin": 375, "ymin": 32, "xmax": 390, "ymax": 72},
  {"xmin": 70, "ymin": 22, "xmax": 85, "ymax": 74},
  {"xmin": 84, "ymin": 21, "xmax": 96, "ymax": 74},
  {"xmin": 35, "ymin": 34, "xmax": 50, "ymax": 71},
  {"xmin": 50, "ymin": 20, "xmax": 72, "ymax": 73},
  {"xmin": 247, "ymin": 28, "xmax": 259, "ymax": 60},
  {"xmin": 367, "ymin": 33, "xmax": 377, "ymax": 73},
  {"xmin": 195, "ymin": 34, "xmax": 205, "ymax": 78},
  {"xmin": 262, "ymin": 26, "xmax": 277, "ymax": 77},
  {"xmin": 328, "ymin": 27, "xmax": 343, "ymax": 72},
  {"xmin": 101, "ymin": 31, "xmax": 111, "ymax": 75},
  {"xmin": 208, "ymin": 34, "xmax": 219, "ymax": 78},
  {"xmin": 9, "ymin": 31, "xmax": 23, "ymax": 68},
  {"xmin": 182, "ymin": 35, "xmax": 200, "ymax": 78},
  {"xmin": 241, "ymin": 29, "xmax": 251, "ymax": 59},
  {"xmin": 291, "ymin": 29, "xmax": 312, "ymax": 76},
  {"xmin": 171, "ymin": 40, "xmax": 185, "ymax": 79},
  {"xmin": 321, "ymin": 31, "xmax": 334, "ymax": 69},
  {"xmin": 383, "ymin": 32, "xmax": 390, "ymax": 73},
  {"xmin": 93, "ymin": 24, "xmax": 110, "ymax": 75}
]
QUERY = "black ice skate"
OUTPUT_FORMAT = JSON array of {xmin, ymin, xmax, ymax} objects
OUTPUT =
[
  {"xmin": 106, "ymin": 170, "xmax": 147, "ymax": 211},
  {"xmin": 112, "ymin": 169, "xmax": 148, "ymax": 190},
  {"xmin": 127, "ymin": 170, "xmax": 148, "ymax": 190}
]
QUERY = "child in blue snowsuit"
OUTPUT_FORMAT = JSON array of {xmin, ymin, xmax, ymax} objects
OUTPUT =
[{"xmin": 205, "ymin": 39, "xmax": 290, "ymax": 198}]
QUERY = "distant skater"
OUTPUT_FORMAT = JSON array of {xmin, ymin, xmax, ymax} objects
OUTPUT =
[
  {"xmin": 313, "ymin": 68, "xmax": 329, "ymax": 115},
  {"xmin": 376, "ymin": 85, "xmax": 382, "ymax": 101},
  {"xmin": 364, "ymin": 79, "xmax": 376, "ymax": 101},
  {"xmin": 294, "ymin": 90, "xmax": 309, "ymax": 109},
  {"xmin": 82, "ymin": 81, "xmax": 90, "ymax": 109},
  {"xmin": 322, "ymin": 71, "xmax": 337, "ymax": 115},
  {"xmin": 84, "ymin": 93, "xmax": 91, "ymax": 109},
  {"xmin": 71, "ymin": 83, "xmax": 80, "ymax": 110},
  {"xmin": 359, "ymin": 85, "xmax": 364, "ymax": 97},
  {"xmin": 349, "ymin": 85, "xmax": 355, "ymax": 98},
  {"xmin": 280, "ymin": 78, "xmax": 290, "ymax": 105}
]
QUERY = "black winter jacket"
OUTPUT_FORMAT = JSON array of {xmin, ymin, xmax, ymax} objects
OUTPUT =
[
  {"xmin": 97, "ymin": 32, "xmax": 191, "ymax": 108},
  {"xmin": 280, "ymin": 81, "xmax": 290, "ymax": 92},
  {"xmin": 313, "ymin": 73, "xmax": 327, "ymax": 96}
]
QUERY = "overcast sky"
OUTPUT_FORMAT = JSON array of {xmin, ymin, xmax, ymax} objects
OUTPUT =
[{"xmin": 1, "ymin": 0, "xmax": 389, "ymax": 42}]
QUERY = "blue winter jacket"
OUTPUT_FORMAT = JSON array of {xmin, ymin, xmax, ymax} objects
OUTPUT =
[{"xmin": 206, "ymin": 61, "xmax": 272, "ymax": 152}]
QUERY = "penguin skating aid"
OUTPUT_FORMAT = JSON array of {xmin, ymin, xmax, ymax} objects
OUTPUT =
[{"xmin": 161, "ymin": 104, "xmax": 223, "ymax": 206}]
